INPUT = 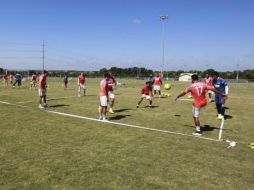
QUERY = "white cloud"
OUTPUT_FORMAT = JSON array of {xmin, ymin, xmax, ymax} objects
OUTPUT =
[{"xmin": 133, "ymin": 18, "xmax": 142, "ymax": 25}]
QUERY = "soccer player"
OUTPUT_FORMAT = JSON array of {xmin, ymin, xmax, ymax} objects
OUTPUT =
[
  {"xmin": 212, "ymin": 72, "xmax": 229, "ymax": 120},
  {"xmin": 13, "ymin": 73, "xmax": 22, "ymax": 86},
  {"xmin": 175, "ymin": 74, "xmax": 226, "ymax": 136},
  {"xmin": 153, "ymin": 73, "xmax": 163, "ymax": 98},
  {"xmin": 9, "ymin": 73, "xmax": 14, "ymax": 85},
  {"xmin": 63, "ymin": 73, "xmax": 68, "ymax": 90},
  {"xmin": 2, "ymin": 73, "xmax": 8, "ymax": 87},
  {"xmin": 99, "ymin": 73, "xmax": 110, "ymax": 121},
  {"xmin": 204, "ymin": 73, "xmax": 213, "ymax": 102},
  {"xmin": 136, "ymin": 81, "xmax": 153, "ymax": 108},
  {"xmin": 30, "ymin": 73, "xmax": 37, "ymax": 89},
  {"xmin": 38, "ymin": 70, "xmax": 48, "ymax": 109},
  {"xmin": 78, "ymin": 73, "xmax": 86, "ymax": 96},
  {"xmin": 108, "ymin": 73, "xmax": 116, "ymax": 114}
]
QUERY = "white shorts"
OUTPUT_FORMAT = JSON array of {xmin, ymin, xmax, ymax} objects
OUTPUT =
[
  {"xmin": 207, "ymin": 90, "xmax": 214, "ymax": 95},
  {"xmin": 79, "ymin": 84, "xmax": 86, "ymax": 90},
  {"xmin": 39, "ymin": 89, "xmax": 46, "ymax": 97},
  {"xmin": 100, "ymin": 96, "xmax": 108, "ymax": 107},
  {"xmin": 141, "ymin": 94, "xmax": 151, "ymax": 100},
  {"xmin": 109, "ymin": 91, "xmax": 115, "ymax": 99},
  {"xmin": 192, "ymin": 107, "xmax": 201, "ymax": 118},
  {"xmin": 153, "ymin": 85, "xmax": 161, "ymax": 91}
]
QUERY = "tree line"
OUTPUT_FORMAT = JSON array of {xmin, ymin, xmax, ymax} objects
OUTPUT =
[{"xmin": 0, "ymin": 67, "xmax": 254, "ymax": 79}]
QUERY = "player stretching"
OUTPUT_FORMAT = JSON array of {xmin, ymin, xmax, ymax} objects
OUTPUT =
[
  {"xmin": 153, "ymin": 73, "xmax": 162, "ymax": 98},
  {"xmin": 136, "ymin": 81, "xmax": 153, "ymax": 108},
  {"xmin": 175, "ymin": 74, "xmax": 225, "ymax": 136},
  {"xmin": 212, "ymin": 72, "xmax": 229, "ymax": 120},
  {"xmin": 38, "ymin": 70, "xmax": 48, "ymax": 109},
  {"xmin": 30, "ymin": 73, "xmax": 37, "ymax": 89},
  {"xmin": 78, "ymin": 73, "xmax": 86, "ymax": 96},
  {"xmin": 99, "ymin": 73, "xmax": 110, "ymax": 121},
  {"xmin": 108, "ymin": 73, "xmax": 116, "ymax": 114},
  {"xmin": 204, "ymin": 73, "xmax": 213, "ymax": 102}
]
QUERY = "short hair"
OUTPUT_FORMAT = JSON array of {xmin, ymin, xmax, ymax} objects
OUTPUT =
[
  {"xmin": 104, "ymin": 72, "xmax": 110, "ymax": 78},
  {"xmin": 191, "ymin": 74, "xmax": 199, "ymax": 81},
  {"xmin": 212, "ymin": 71, "xmax": 219, "ymax": 77},
  {"xmin": 43, "ymin": 70, "xmax": 48, "ymax": 74},
  {"xmin": 146, "ymin": 81, "xmax": 150, "ymax": 85}
]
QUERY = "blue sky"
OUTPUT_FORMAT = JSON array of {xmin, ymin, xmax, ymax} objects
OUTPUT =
[{"xmin": 0, "ymin": 0, "xmax": 253, "ymax": 71}]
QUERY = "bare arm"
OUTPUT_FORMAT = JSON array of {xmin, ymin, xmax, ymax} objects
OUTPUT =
[{"xmin": 175, "ymin": 90, "xmax": 188, "ymax": 101}]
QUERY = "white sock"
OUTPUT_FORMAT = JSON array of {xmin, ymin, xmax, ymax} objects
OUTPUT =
[{"xmin": 196, "ymin": 126, "xmax": 200, "ymax": 132}]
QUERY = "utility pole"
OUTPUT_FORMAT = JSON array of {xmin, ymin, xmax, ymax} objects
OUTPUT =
[
  {"xmin": 160, "ymin": 15, "xmax": 168, "ymax": 78},
  {"xmin": 42, "ymin": 40, "xmax": 45, "ymax": 72}
]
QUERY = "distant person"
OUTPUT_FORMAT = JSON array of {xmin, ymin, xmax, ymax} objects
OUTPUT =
[
  {"xmin": 212, "ymin": 72, "xmax": 229, "ymax": 120},
  {"xmin": 63, "ymin": 73, "xmax": 68, "ymax": 90},
  {"xmin": 9, "ymin": 73, "xmax": 14, "ymax": 85},
  {"xmin": 153, "ymin": 73, "xmax": 163, "ymax": 98},
  {"xmin": 108, "ymin": 73, "xmax": 116, "ymax": 114},
  {"xmin": 38, "ymin": 70, "xmax": 48, "ymax": 109},
  {"xmin": 99, "ymin": 73, "xmax": 110, "ymax": 121},
  {"xmin": 30, "ymin": 73, "xmax": 37, "ymax": 89},
  {"xmin": 204, "ymin": 73, "xmax": 213, "ymax": 102},
  {"xmin": 2, "ymin": 73, "xmax": 8, "ymax": 87},
  {"xmin": 175, "ymin": 74, "xmax": 225, "ymax": 136},
  {"xmin": 147, "ymin": 74, "xmax": 154, "ymax": 89},
  {"xmin": 77, "ymin": 73, "xmax": 86, "ymax": 96},
  {"xmin": 136, "ymin": 81, "xmax": 153, "ymax": 108},
  {"xmin": 13, "ymin": 73, "xmax": 22, "ymax": 86}
]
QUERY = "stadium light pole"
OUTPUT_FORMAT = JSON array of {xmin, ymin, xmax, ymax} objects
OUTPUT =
[
  {"xmin": 236, "ymin": 63, "xmax": 240, "ymax": 83},
  {"xmin": 160, "ymin": 15, "xmax": 168, "ymax": 78},
  {"xmin": 42, "ymin": 40, "xmax": 45, "ymax": 72}
]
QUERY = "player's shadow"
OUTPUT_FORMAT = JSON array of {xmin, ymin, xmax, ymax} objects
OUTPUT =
[
  {"xmin": 114, "ymin": 108, "xmax": 133, "ymax": 113},
  {"xmin": 224, "ymin": 107, "xmax": 229, "ymax": 110},
  {"xmin": 144, "ymin": 105, "xmax": 159, "ymax": 108},
  {"xmin": 110, "ymin": 114, "xmax": 131, "ymax": 120},
  {"xmin": 174, "ymin": 114, "xmax": 181, "ymax": 117},
  {"xmin": 224, "ymin": 114, "xmax": 233, "ymax": 120},
  {"xmin": 49, "ymin": 104, "xmax": 69, "ymax": 108},
  {"xmin": 183, "ymin": 124, "xmax": 233, "ymax": 131}
]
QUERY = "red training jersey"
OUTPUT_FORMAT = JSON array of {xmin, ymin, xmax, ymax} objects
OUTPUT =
[
  {"xmin": 79, "ymin": 75, "xmax": 85, "ymax": 84},
  {"xmin": 153, "ymin": 77, "xmax": 162, "ymax": 86},
  {"xmin": 108, "ymin": 76, "xmax": 116, "ymax": 91},
  {"xmin": 9, "ymin": 74, "xmax": 14, "ymax": 81},
  {"xmin": 39, "ymin": 74, "xmax": 47, "ymax": 90},
  {"xmin": 31, "ymin": 74, "xmax": 37, "ymax": 81},
  {"xmin": 141, "ymin": 86, "xmax": 152, "ymax": 95},
  {"xmin": 2, "ymin": 74, "xmax": 7, "ymax": 80},
  {"xmin": 186, "ymin": 82, "xmax": 212, "ymax": 108}
]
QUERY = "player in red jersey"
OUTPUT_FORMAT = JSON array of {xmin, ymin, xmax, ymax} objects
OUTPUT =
[
  {"xmin": 77, "ymin": 73, "xmax": 86, "ymax": 96},
  {"xmin": 99, "ymin": 73, "xmax": 110, "ymax": 121},
  {"xmin": 136, "ymin": 81, "xmax": 153, "ymax": 108},
  {"xmin": 2, "ymin": 73, "xmax": 8, "ymax": 87},
  {"xmin": 108, "ymin": 73, "xmax": 116, "ymax": 113},
  {"xmin": 38, "ymin": 70, "xmax": 48, "ymax": 109},
  {"xmin": 204, "ymin": 73, "xmax": 213, "ymax": 102},
  {"xmin": 175, "ymin": 74, "xmax": 225, "ymax": 136},
  {"xmin": 9, "ymin": 73, "xmax": 14, "ymax": 85},
  {"xmin": 30, "ymin": 73, "xmax": 37, "ymax": 89},
  {"xmin": 153, "ymin": 73, "xmax": 162, "ymax": 98}
]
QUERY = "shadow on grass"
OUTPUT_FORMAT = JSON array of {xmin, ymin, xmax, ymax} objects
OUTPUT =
[
  {"xmin": 224, "ymin": 114, "xmax": 233, "ymax": 120},
  {"xmin": 113, "ymin": 108, "xmax": 134, "ymax": 113},
  {"xmin": 174, "ymin": 114, "xmax": 181, "ymax": 117},
  {"xmin": 49, "ymin": 104, "xmax": 69, "ymax": 108},
  {"xmin": 110, "ymin": 114, "xmax": 131, "ymax": 120},
  {"xmin": 144, "ymin": 105, "xmax": 159, "ymax": 108},
  {"xmin": 183, "ymin": 124, "xmax": 233, "ymax": 131}
]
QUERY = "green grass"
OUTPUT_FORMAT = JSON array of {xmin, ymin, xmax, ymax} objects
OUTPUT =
[{"xmin": 0, "ymin": 78, "xmax": 253, "ymax": 190}]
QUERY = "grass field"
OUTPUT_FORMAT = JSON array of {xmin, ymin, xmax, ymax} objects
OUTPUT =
[{"xmin": 0, "ymin": 78, "xmax": 254, "ymax": 190}]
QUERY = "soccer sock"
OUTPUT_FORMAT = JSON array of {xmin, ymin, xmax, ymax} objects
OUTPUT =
[
  {"xmin": 221, "ymin": 104, "xmax": 225, "ymax": 116},
  {"xmin": 196, "ymin": 126, "xmax": 201, "ymax": 132},
  {"xmin": 103, "ymin": 114, "xmax": 106, "ymax": 120},
  {"xmin": 216, "ymin": 104, "xmax": 222, "ymax": 115}
]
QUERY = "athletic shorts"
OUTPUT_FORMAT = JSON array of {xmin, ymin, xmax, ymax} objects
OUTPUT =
[
  {"xmin": 192, "ymin": 106, "xmax": 201, "ymax": 118},
  {"xmin": 39, "ymin": 89, "xmax": 46, "ymax": 97},
  {"xmin": 79, "ymin": 84, "xmax": 86, "ymax": 89},
  {"xmin": 141, "ymin": 94, "xmax": 151, "ymax": 100},
  {"xmin": 153, "ymin": 85, "xmax": 161, "ymax": 91},
  {"xmin": 100, "ymin": 96, "xmax": 108, "ymax": 107},
  {"xmin": 207, "ymin": 90, "xmax": 214, "ymax": 94},
  {"xmin": 109, "ymin": 91, "xmax": 115, "ymax": 99},
  {"xmin": 215, "ymin": 95, "xmax": 225, "ymax": 104}
]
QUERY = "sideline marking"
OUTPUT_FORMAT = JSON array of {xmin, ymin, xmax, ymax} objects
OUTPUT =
[{"xmin": 0, "ymin": 100, "xmax": 221, "ymax": 143}]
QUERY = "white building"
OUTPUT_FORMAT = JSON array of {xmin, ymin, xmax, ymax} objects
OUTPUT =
[{"xmin": 179, "ymin": 73, "xmax": 195, "ymax": 82}]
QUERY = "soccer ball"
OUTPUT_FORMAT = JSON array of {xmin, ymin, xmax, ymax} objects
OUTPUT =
[
  {"xmin": 187, "ymin": 95, "xmax": 192, "ymax": 99},
  {"xmin": 164, "ymin": 83, "xmax": 171, "ymax": 90},
  {"xmin": 249, "ymin": 143, "xmax": 254, "ymax": 150}
]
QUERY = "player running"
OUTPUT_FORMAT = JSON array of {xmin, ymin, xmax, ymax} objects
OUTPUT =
[
  {"xmin": 204, "ymin": 73, "xmax": 213, "ymax": 102},
  {"xmin": 175, "ymin": 74, "xmax": 226, "ymax": 136},
  {"xmin": 30, "ymin": 73, "xmax": 37, "ymax": 89},
  {"xmin": 99, "ymin": 73, "xmax": 110, "ymax": 121},
  {"xmin": 153, "ymin": 73, "xmax": 163, "ymax": 98},
  {"xmin": 136, "ymin": 81, "xmax": 153, "ymax": 108},
  {"xmin": 108, "ymin": 73, "xmax": 116, "ymax": 114},
  {"xmin": 212, "ymin": 72, "xmax": 229, "ymax": 120},
  {"xmin": 38, "ymin": 70, "xmax": 48, "ymax": 109},
  {"xmin": 77, "ymin": 73, "xmax": 86, "ymax": 96}
]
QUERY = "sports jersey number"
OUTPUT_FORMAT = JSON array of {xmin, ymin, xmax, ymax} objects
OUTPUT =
[{"xmin": 195, "ymin": 86, "xmax": 203, "ymax": 96}]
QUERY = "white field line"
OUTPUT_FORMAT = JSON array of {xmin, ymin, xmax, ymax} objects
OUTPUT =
[
  {"xmin": 218, "ymin": 118, "xmax": 225, "ymax": 140},
  {"xmin": 0, "ymin": 100, "xmax": 221, "ymax": 143},
  {"xmin": 16, "ymin": 96, "xmax": 78, "ymax": 104}
]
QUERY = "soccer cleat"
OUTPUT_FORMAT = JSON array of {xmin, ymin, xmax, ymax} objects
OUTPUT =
[
  {"xmin": 39, "ymin": 104, "xmax": 44, "ymax": 109},
  {"xmin": 148, "ymin": 105, "xmax": 152, "ymax": 108},
  {"xmin": 216, "ymin": 114, "xmax": 224, "ymax": 120},
  {"xmin": 109, "ymin": 108, "xmax": 114, "ymax": 114},
  {"xmin": 102, "ymin": 118, "xmax": 109, "ymax": 122},
  {"xmin": 192, "ymin": 131, "xmax": 202, "ymax": 136},
  {"xmin": 99, "ymin": 116, "xmax": 103, "ymax": 120},
  {"xmin": 43, "ymin": 104, "xmax": 49, "ymax": 108},
  {"xmin": 136, "ymin": 105, "xmax": 139, "ymax": 108}
]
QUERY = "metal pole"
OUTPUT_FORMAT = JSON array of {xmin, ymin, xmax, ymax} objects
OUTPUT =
[
  {"xmin": 236, "ymin": 64, "xmax": 239, "ymax": 83},
  {"xmin": 160, "ymin": 15, "xmax": 168, "ymax": 78},
  {"xmin": 42, "ymin": 40, "xmax": 45, "ymax": 72}
]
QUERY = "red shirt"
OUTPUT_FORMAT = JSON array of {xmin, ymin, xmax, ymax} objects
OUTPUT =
[
  {"xmin": 141, "ymin": 86, "xmax": 152, "ymax": 95},
  {"xmin": 2, "ymin": 74, "xmax": 7, "ymax": 80},
  {"xmin": 186, "ymin": 82, "xmax": 212, "ymax": 108},
  {"xmin": 154, "ymin": 77, "xmax": 162, "ymax": 86},
  {"xmin": 79, "ymin": 75, "xmax": 85, "ymax": 84},
  {"xmin": 39, "ymin": 74, "xmax": 47, "ymax": 90},
  {"xmin": 108, "ymin": 76, "xmax": 116, "ymax": 91},
  {"xmin": 9, "ymin": 74, "xmax": 14, "ymax": 81},
  {"xmin": 205, "ymin": 77, "xmax": 212, "ymax": 87},
  {"xmin": 31, "ymin": 74, "xmax": 37, "ymax": 81}
]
